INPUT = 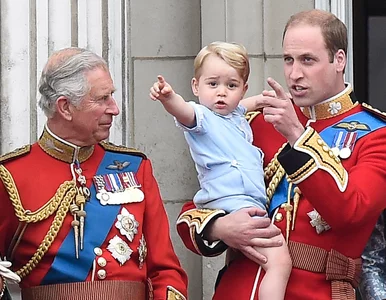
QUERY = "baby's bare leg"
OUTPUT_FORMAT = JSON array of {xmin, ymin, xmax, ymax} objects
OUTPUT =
[{"xmin": 256, "ymin": 233, "xmax": 292, "ymax": 300}]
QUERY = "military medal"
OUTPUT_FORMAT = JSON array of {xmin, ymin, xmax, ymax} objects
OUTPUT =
[
  {"xmin": 339, "ymin": 147, "xmax": 351, "ymax": 159},
  {"xmin": 107, "ymin": 235, "xmax": 133, "ymax": 265},
  {"xmin": 121, "ymin": 172, "xmax": 144, "ymax": 202},
  {"xmin": 115, "ymin": 207, "xmax": 139, "ymax": 242},
  {"xmin": 307, "ymin": 209, "xmax": 331, "ymax": 234},
  {"xmin": 331, "ymin": 131, "xmax": 344, "ymax": 157},
  {"xmin": 339, "ymin": 132, "xmax": 357, "ymax": 159},
  {"xmin": 93, "ymin": 172, "xmax": 144, "ymax": 205},
  {"xmin": 128, "ymin": 187, "xmax": 144, "ymax": 203},
  {"xmin": 138, "ymin": 235, "xmax": 147, "ymax": 269}
]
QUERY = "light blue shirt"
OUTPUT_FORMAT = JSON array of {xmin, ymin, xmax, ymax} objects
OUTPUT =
[{"xmin": 176, "ymin": 101, "xmax": 267, "ymax": 213}]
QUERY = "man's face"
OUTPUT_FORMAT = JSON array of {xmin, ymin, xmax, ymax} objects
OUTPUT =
[
  {"xmin": 283, "ymin": 24, "xmax": 345, "ymax": 108},
  {"xmin": 70, "ymin": 67, "xmax": 119, "ymax": 146}
]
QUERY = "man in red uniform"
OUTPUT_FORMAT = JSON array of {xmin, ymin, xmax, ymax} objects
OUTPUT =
[
  {"xmin": 176, "ymin": 9, "xmax": 386, "ymax": 300},
  {"xmin": 0, "ymin": 48, "xmax": 187, "ymax": 300}
]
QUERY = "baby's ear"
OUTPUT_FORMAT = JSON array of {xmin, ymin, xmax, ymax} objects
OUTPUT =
[
  {"xmin": 244, "ymin": 83, "xmax": 249, "ymax": 93},
  {"xmin": 191, "ymin": 77, "xmax": 199, "ymax": 96}
]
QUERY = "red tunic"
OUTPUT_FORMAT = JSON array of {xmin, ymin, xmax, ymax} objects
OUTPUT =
[
  {"xmin": 0, "ymin": 131, "xmax": 187, "ymax": 300},
  {"xmin": 177, "ymin": 90, "xmax": 386, "ymax": 299}
]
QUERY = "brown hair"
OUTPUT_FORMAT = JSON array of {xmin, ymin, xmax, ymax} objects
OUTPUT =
[{"xmin": 283, "ymin": 9, "xmax": 347, "ymax": 62}]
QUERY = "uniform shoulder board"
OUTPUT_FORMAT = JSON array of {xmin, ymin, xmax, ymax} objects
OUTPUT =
[
  {"xmin": 245, "ymin": 110, "xmax": 262, "ymax": 124},
  {"xmin": 99, "ymin": 141, "xmax": 147, "ymax": 159},
  {"xmin": 0, "ymin": 145, "xmax": 31, "ymax": 164},
  {"xmin": 362, "ymin": 102, "xmax": 386, "ymax": 121}
]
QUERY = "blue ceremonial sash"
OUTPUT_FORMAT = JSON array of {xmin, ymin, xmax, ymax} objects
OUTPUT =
[
  {"xmin": 41, "ymin": 151, "xmax": 143, "ymax": 284},
  {"xmin": 268, "ymin": 111, "xmax": 386, "ymax": 215}
]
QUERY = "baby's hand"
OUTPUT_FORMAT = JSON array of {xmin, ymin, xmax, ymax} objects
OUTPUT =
[{"xmin": 149, "ymin": 75, "xmax": 174, "ymax": 102}]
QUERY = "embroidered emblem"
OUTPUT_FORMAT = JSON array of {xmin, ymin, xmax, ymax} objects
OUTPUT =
[
  {"xmin": 45, "ymin": 139, "xmax": 65, "ymax": 153},
  {"xmin": 115, "ymin": 208, "xmax": 139, "ymax": 242},
  {"xmin": 307, "ymin": 209, "xmax": 331, "ymax": 234},
  {"xmin": 138, "ymin": 234, "xmax": 147, "ymax": 269},
  {"xmin": 107, "ymin": 235, "xmax": 133, "ymax": 265},
  {"xmin": 328, "ymin": 102, "xmax": 342, "ymax": 115},
  {"xmin": 93, "ymin": 172, "xmax": 144, "ymax": 205},
  {"xmin": 107, "ymin": 160, "xmax": 130, "ymax": 171},
  {"xmin": 333, "ymin": 121, "xmax": 370, "ymax": 132}
]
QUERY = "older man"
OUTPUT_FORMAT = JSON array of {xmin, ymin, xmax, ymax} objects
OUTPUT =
[{"xmin": 0, "ymin": 48, "xmax": 187, "ymax": 300}]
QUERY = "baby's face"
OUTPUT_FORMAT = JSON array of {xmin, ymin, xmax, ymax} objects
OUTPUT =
[{"xmin": 191, "ymin": 55, "xmax": 247, "ymax": 116}]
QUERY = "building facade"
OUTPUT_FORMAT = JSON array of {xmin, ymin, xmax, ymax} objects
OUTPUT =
[{"xmin": 0, "ymin": 0, "xmax": 365, "ymax": 299}]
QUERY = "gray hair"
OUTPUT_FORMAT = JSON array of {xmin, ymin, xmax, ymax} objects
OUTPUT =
[{"xmin": 38, "ymin": 47, "xmax": 108, "ymax": 118}]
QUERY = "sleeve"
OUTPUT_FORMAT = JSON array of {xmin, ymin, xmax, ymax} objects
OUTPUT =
[
  {"xmin": 176, "ymin": 202, "xmax": 228, "ymax": 257},
  {"xmin": 141, "ymin": 159, "xmax": 188, "ymax": 300},
  {"xmin": 277, "ymin": 126, "xmax": 386, "ymax": 229},
  {"xmin": 174, "ymin": 102, "xmax": 208, "ymax": 135},
  {"xmin": 359, "ymin": 211, "xmax": 386, "ymax": 300}
]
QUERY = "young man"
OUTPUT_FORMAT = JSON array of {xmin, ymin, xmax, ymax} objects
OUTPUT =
[
  {"xmin": 0, "ymin": 48, "xmax": 187, "ymax": 300},
  {"xmin": 176, "ymin": 9, "xmax": 386, "ymax": 300}
]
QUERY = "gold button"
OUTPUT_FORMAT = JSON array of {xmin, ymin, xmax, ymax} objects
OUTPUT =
[
  {"xmin": 94, "ymin": 247, "xmax": 103, "ymax": 256},
  {"xmin": 97, "ymin": 257, "xmax": 107, "ymax": 267},
  {"xmin": 97, "ymin": 269, "xmax": 106, "ymax": 280},
  {"xmin": 275, "ymin": 212, "xmax": 283, "ymax": 222},
  {"xmin": 322, "ymin": 145, "xmax": 328, "ymax": 152},
  {"xmin": 317, "ymin": 139, "xmax": 323, "ymax": 145}
]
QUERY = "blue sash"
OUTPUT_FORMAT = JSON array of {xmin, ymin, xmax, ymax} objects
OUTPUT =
[
  {"xmin": 42, "ymin": 151, "xmax": 143, "ymax": 284},
  {"xmin": 268, "ymin": 111, "xmax": 386, "ymax": 215}
]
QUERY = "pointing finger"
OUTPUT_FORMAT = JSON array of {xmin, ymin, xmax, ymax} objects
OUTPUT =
[{"xmin": 267, "ymin": 77, "xmax": 288, "ymax": 100}]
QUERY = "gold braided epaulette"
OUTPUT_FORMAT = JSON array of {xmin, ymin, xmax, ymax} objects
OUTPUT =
[
  {"xmin": 99, "ymin": 141, "xmax": 147, "ymax": 159},
  {"xmin": 362, "ymin": 103, "xmax": 386, "ymax": 121},
  {"xmin": 245, "ymin": 110, "xmax": 262, "ymax": 124},
  {"xmin": 0, "ymin": 145, "xmax": 31, "ymax": 164}
]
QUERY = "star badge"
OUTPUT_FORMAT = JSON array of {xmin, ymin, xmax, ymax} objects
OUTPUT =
[
  {"xmin": 115, "ymin": 208, "xmax": 139, "ymax": 242},
  {"xmin": 307, "ymin": 209, "xmax": 331, "ymax": 234},
  {"xmin": 107, "ymin": 235, "xmax": 133, "ymax": 265}
]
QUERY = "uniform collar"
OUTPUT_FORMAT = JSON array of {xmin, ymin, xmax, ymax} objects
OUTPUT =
[
  {"xmin": 301, "ymin": 83, "xmax": 359, "ymax": 120},
  {"xmin": 38, "ymin": 125, "xmax": 95, "ymax": 163}
]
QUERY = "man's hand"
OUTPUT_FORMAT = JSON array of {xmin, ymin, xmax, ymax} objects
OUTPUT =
[
  {"xmin": 206, "ymin": 207, "xmax": 282, "ymax": 264},
  {"xmin": 258, "ymin": 77, "xmax": 305, "ymax": 146},
  {"xmin": 149, "ymin": 75, "xmax": 175, "ymax": 103}
]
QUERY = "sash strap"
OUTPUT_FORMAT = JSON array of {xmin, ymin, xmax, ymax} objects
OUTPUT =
[
  {"xmin": 21, "ymin": 280, "xmax": 146, "ymax": 300},
  {"xmin": 288, "ymin": 241, "xmax": 361, "ymax": 300}
]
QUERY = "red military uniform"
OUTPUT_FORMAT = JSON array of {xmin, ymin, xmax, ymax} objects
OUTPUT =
[
  {"xmin": 177, "ymin": 84, "xmax": 386, "ymax": 299},
  {"xmin": 0, "ymin": 127, "xmax": 187, "ymax": 300}
]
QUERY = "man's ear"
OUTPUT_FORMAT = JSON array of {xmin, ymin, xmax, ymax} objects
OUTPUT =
[
  {"xmin": 56, "ymin": 96, "xmax": 73, "ymax": 121},
  {"xmin": 335, "ymin": 49, "xmax": 346, "ymax": 73},
  {"xmin": 191, "ymin": 77, "xmax": 199, "ymax": 97}
]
